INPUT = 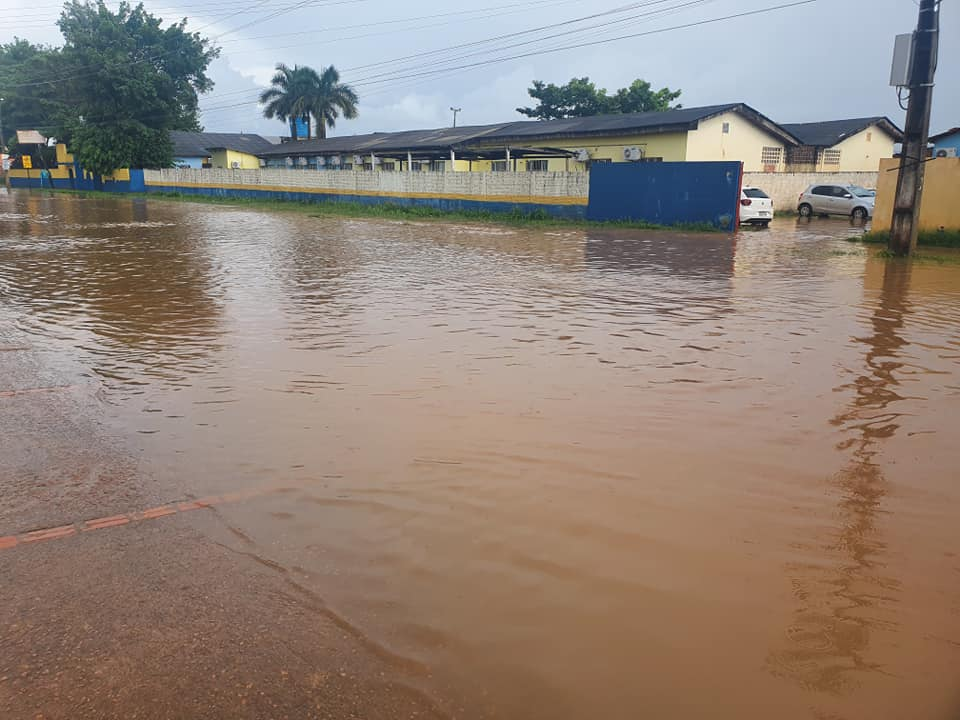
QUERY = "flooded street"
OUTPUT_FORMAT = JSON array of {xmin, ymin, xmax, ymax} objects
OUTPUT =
[{"xmin": 1, "ymin": 190, "xmax": 958, "ymax": 719}]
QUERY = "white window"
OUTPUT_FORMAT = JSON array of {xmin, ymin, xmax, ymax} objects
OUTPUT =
[
  {"xmin": 761, "ymin": 146, "xmax": 783, "ymax": 167},
  {"xmin": 491, "ymin": 160, "xmax": 508, "ymax": 172},
  {"xmin": 821, "ymin": 149, "xmax": 842, "ymax": 166},
  {"xmin": 526, "ymin": 160, "xmax": 549, "ymax": 172}
]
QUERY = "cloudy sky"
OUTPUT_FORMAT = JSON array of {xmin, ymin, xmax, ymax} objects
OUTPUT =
[{"xmin": 2, "ymin": 0, "xmax": 957, "ymax": 137}]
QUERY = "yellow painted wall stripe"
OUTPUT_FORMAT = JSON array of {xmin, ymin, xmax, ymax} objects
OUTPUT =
[{"xmin": 145, "ymin": 180, "xmax": 589, "ymax": 206}]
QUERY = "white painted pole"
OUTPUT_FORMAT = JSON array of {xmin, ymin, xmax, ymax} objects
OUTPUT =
[
  {"xmin": 450, "ymin": 148, "xmax": 456, "ymax": 172},
  {"xmin": 407, "ymin": 151, "xmax": 413, "ymax": 172}
]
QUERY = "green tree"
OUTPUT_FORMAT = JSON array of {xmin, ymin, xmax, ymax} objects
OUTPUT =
[
  {"xmin": 0, "ymin": 39, "xmax": 67, "ymax": 149},
  {"xmin": 55, "ymin": 1, "xmax": 219, "ymax": 174},
  {"xmin": 260, "ymin": 63, "xmax": 357, "ymax": 140},
  {"xmin": 517, "ymin": 77, "xmax": 681, "ymax": 120}
]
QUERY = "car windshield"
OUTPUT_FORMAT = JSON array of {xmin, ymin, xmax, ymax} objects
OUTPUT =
[
  {"xmin": 743, "ymin": 188, "xmax": 769, "ymax": 199},
  {"xmin": 849, "ymin": 186, "xmax": 875, "ymax": 198}
]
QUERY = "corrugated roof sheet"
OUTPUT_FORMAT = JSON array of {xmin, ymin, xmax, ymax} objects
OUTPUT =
[
  {"xmin": 171, "ymin": 131, "xmax": 277, "ymax": 157},
  {"xmin": 781, "ymin": 117, "xmax": 903, "ymax": 147}
]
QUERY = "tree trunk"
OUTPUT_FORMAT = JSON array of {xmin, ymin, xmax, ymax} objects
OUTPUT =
[
  {"xmin": 319, "ymin": 122, "xmax": 326, "ymax": 140},
  {"xmin": 305, "ymin": 114, "xmax": 311, "ymax": 140}
]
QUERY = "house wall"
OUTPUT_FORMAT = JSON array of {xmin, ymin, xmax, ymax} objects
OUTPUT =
[
  {"xmin": 684, "ymin": 111, "xmax": 786, "ymax": 172},
  {"xmin": 211, "ymin": 149, "xmax": 261, "ymax": 170},
  {"xmin": 932, "ymin": 131, "xmax": 960, "ymax": 156},
  {"xmin": 829, "ymin": 126, "xmax": 897, "ymax": 172},
  {"xmin": 742, "ymin": 171, "xmax": 879, "ymax": 212},
  {"xmin": 174, "ymin": 156, "xmax": 205, "ymax": 169},
  {"xmin": 872, "ymin": 157, "xmax": 960, "ymax": 232}
]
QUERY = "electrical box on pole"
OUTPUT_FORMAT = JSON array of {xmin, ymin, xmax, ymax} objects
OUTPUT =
[{"xmin": 890, "ymin": 33, "xmax": 914, "ymax": 87}]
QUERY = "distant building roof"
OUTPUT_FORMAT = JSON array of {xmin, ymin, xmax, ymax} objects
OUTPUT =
[
  {"xmin": 929, "ymin": 127, "xmax": 960, "ymax": 143},
  {"xmin": 781, "ymin": 117, "xmax": 903, "ymax": 147},
  {"xmin": 171, "ymin": 131, "xmax": 277, "ymax": 158},
  {"xmin": 257, "ymin": 103, "xmax": 799, "ymax": 158},
  {"xmin": 16, "ymin": 129, "xmax": 47, "ymax": 145}
]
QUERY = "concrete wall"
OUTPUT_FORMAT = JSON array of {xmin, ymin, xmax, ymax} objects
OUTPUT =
[
  {"xmin": 742, "ymin": 171, "xmax": 879, "ymax": 212},
  {"xmin": 143, "ymin": 167, "xmax": 589, "ymax": 219},
  {"xmin": 685, "ymin": 111, "xmax": 787, "ymax": 172},
  {"xmin": 872, "ymin": 157, "xmax": 960, "ymax": 232},
  {"xmin": 144, "ymin": 167, "xmax": 590, "ymax": 199}
]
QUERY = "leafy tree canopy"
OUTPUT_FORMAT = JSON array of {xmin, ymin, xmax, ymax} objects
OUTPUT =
[
  {"xmin": 517, "ymin": 77, "xmax": 681, "ymax": 120},
  {"xmin": 0, "ymin": 2, "xmax": 218, "ymax": 173}
]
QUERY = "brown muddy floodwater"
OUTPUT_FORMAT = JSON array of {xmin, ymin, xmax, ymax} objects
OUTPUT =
[{"xmin": 0, "ymin": 190, "xmax": 958, "ymax": 719}]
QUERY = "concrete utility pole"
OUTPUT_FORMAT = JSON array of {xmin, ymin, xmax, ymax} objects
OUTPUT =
[
  {"xmin": 889, "ymin": 0, "xmax": 940, "ymax": 256},
  {"xmin": 450, "ymin": 107, "xmax": 461, "ymax": 128}
]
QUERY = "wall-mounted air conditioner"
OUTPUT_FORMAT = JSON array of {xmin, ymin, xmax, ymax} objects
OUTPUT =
[
  {"xmin": 935, "ymin": 147, "xmax": 957, "ymax": 158},
  {"xmin": 317, "ymin": 156, "xmax": 326, "ymax": 166},
  {"xmin": 623, "ymin": 146, "xmax": 644, "ymax": 161},
  {"xmin": 353, "ymin": 155, "xmax": 363, "ymax": 165},
  {"xmin": 230, "ymin": 161, "xmax": 240, "ymax": 169},
  {"xmin": 574, "ymin": 148, "xmax": 590, "ymax": 162},
  {"xmin": 330, "ymin": 155, "xmax": 341, "ymax": 166},
  {"xmin": 258, "ymin": 158, "xmax": 266, "ymax": 167}
]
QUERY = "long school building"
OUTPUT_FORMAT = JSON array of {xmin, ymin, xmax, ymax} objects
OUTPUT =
[{"xmin": 255, "ymin": 104, "xmax": 804, "ymax": 174}]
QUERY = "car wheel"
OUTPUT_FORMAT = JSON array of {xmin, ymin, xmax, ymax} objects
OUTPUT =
[
  {"xmin": 760, "ymin": 220, "xmax": 771, "ymax": 228},
  {"xmin": 798, "ymin": 203, "xmax": 813, "ymax": 217},
  {"xmin": 851, "ymin": 207, "xmax": 868, "ymax": 220}
]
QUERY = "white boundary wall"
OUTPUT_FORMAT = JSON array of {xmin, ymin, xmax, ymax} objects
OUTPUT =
[
  {"xmin": 144, "ymin": 168, "xmax": 590, "ymax": 199},
  {"xmin": 743, "ymin": 171, "xmax": 878, "ymax": 213}
]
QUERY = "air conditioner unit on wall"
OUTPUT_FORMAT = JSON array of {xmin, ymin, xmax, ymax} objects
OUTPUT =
[
  {"xmin": 230, "ymin": 161, "xmax": 240, "ymax": 169},
  {"xmin": 623, "ymin": 146, "xmax": 644, "ymax": 161},
  {"xmin": 574, "ymin": 148, "xmax": 590, "ymax": 162},
  {"xmin": 935, "ymin": 147, "xmax": 957, "ymax": 158}
]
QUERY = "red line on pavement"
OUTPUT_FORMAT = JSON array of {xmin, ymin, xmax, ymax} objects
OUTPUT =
[
  {"xmin": 0, "ymin": 385, "xmax": 79, "ymax": 398},
  {"xmin": 1, "ymin": 486, "xmax": 277, "ymax": 552}
]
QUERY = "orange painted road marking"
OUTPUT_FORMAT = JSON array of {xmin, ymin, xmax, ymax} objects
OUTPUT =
[
  {"xmin": 0, "ymin": 385, "xmax": 79, "ymax": 398},
  {"xmin": 83, "ymin": 515, "xmax": 131, "ymax": 531},
  {"xmin": 1, "ymin": 486, "xmax": 279, "ymax": 553}
]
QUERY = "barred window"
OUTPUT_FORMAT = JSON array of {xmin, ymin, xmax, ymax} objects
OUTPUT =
[
  {"xmin": 429, "ymin": 160, "xmax": 446, "ymax": 172},
  {"xmin": 380, "ymin": 161, "xmax": 396, "ymax": 172},
  {"xmin": 526, "ymin": 159, "xmax": 549, "ymax": 172},
  {"xmin": 761, "ymin": 146, "xmax": 783, "ymax": 166},
  {"xmin": 491, "ymin": 160, "xmax": 508, "ymax": 172},
  {"xmin": 821, "ymin": 149, "xmax": 842, "ymax": 166}
]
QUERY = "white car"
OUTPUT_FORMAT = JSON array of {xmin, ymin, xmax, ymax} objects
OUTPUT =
[{"xmin": 740, "ymin": 186, "xmax": 774, "ymax": 227}]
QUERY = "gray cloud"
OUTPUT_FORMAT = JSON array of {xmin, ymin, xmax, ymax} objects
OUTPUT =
[{"xmin": 2, "ymin": 0, "xmax": 957, "ymax": 136}]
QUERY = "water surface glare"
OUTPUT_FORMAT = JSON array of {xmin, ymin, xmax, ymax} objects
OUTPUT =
[{"xmin": 1, "ymin": 191, "xmax": 959, "ymax": 719}]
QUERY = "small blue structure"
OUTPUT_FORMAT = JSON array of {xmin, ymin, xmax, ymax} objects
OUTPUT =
[
  {"xmin": 586, "ymin": 161, "xmax": 743, "ymax": 229},
  {"xmin": 930, "ymin": 127, "xmax": 960, "ymax": 158},
  {"xmin": 290, "ymin": 117, "xmax": 309, "ymax": 139}
]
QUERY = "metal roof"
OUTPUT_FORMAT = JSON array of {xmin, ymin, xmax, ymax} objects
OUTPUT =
[
  {"xmin": 16, "ymin": 129, "xmax": 47, "ymax": 145},
  {"xmin": 257, "ymin": 104, "xmax": 799, "ymax": 158},
  {"xmin": 781, "ymin": 117, "xmax": 904, "ymax": 147},
  {"xmin": 929, "ymin": 127, "xmax": 960, "ymax": 143},
  {"xmin": 171, "ymin": 131, "xmax": 278, "ymax": 157}
]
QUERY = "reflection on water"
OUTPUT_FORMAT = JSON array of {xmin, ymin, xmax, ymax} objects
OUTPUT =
[
  {"xmin": 1, "ymin": 191, "xmax": 959, "ymax": 719},
  {"xmin": 769, "ymin": 262, "xmax": 910, "ymax": 695}
]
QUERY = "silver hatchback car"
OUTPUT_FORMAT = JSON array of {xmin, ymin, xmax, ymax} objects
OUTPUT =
[{"xmin": 797, "ymin": 184, "xmax": 875, "ymax": 220}]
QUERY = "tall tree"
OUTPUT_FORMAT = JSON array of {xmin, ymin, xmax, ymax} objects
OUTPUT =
[
  {"xmin": 310, "ymin": 65, "xmax": 358, "ymax": 140},
  {"xmin": 55, "ymin": 1, "xmax": 219, "ymax": 174},
  {"xmin": 0, "ymin": 39, "xmax": 67, "ymax": 149},
  {"xmin": 259, "ymin": 63, "xmax": 357, "ymax": 140},
  {"xmin": 517, "ymin": 77, "xmax": 681, "ymax": 120}
]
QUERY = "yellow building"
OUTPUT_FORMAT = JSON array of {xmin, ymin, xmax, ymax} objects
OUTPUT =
[
  {"xmin": 171, "ymin": 131, "xmax": 277, "ymax": 169},
  {"xmin": 781, "ymin": 117, "xmax": 902, "ymax": 172},
  {"xmin": 258, "ymin": 104, "xmax": 799, "ymax": 173}
]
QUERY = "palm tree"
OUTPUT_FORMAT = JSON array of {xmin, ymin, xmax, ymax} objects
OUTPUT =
[
  {"xmin": 311, "ymin": 65, "xmax": 358, "ymax": 139},
  {"xmin": 259, "ymin": 63, "xmax": 358, "ymax": 141}
]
